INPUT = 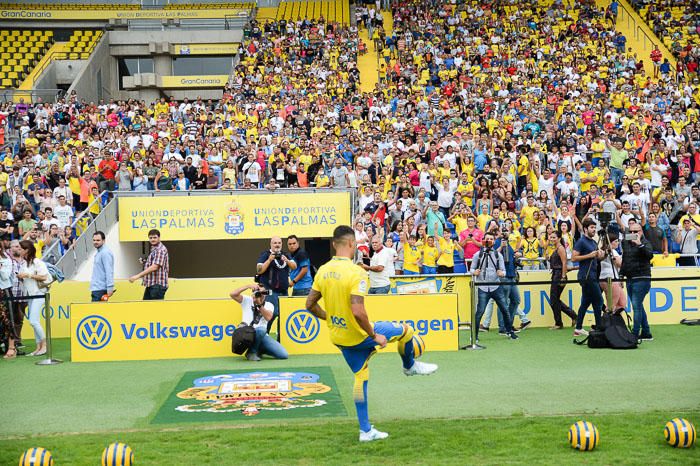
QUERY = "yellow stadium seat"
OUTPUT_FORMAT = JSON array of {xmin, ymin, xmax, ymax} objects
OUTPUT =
[
  {"xmin": 1, "ymin": 78, "xmax": 13, "ymax": 87},
  {"xmin": 7, "ymin": 71, "xmax": 18, "ymax": 79}
]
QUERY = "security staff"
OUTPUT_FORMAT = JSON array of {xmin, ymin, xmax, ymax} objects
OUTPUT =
[{"xmin": 620, "ymin": 223, "xmax": 654, "ymax": 341}]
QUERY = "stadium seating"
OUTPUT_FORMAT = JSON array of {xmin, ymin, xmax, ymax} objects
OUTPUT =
[
  {"xmin": 0, "ymin": 29, "xmax": 53, "ymax": 89},
  {"xmin": 275, "ymin": 0, "xmax": 349, "ymax": 24},
  {"xmin": 163, "ymin": 2, "xmax": 254, "ymax": 9},
  {"xmin": 631, "ymin": 1, "xmax": 699, "ymax": 58},
  {"xmin": 65, "ymin": 30, "xmax": 103, "ymax": 61},
  {"xmin": 0, "ymin": 29, "xmax": 103, "ymax": 89}
]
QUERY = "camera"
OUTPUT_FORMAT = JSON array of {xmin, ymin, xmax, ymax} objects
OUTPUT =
[
  {"xmin": 253, "ymin": 289, "xmax": 269, "ymax": 299},
  {"xmin": 598, "ymin": 211, "xmax": 614, "ymax": 226},
  {"xmin": 274, "ymin": 252, "xmax": 282, "ymax": 259},
  {"xmin": 624, "ymin": 233, "xmax": 638, "ymax": 242}
]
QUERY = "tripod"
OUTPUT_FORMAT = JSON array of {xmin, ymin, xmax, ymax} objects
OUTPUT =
[
  {"xmin": 461, "ymin": 247, "xmax": 499, "ymax": 350},
  {"xmin": 597, "ymin": 224, "xmax": 618, "ymax": 315}
]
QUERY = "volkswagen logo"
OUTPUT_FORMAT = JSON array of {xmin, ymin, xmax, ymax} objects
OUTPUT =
[
  {"xmin": 76, "ymin": 315, "xmax": 112, "ymax": 350},
  {"xmin": 286, "ymin": 310, "xmax": 320, "ymax": 344}
]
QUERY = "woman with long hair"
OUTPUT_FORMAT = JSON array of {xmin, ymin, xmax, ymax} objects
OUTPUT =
[
  {"xmin": 548, "ymin": 230, "xmax": 577, "ymax": 329},
  {"xmin": 17, "ymin": 240, "xmax": 51, "ymax": 356},
  {"xmin": 521, "ymin": 226, "xmax": 540, "ymax": 270},
  {"xmin": 0, "ymin": 242, "xmax": 15, "ymax": 358}
]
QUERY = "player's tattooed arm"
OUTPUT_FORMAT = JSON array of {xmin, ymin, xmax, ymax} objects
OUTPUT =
[{"xmin": 305, "ymin": 289, "xmax": 327, "ymax": 320}]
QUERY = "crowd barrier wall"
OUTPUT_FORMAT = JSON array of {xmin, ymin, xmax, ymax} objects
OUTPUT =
[
  {"xmin": 278, "ymin": 295, "xmax": 459, "ymax": 355},
  {"xmin": 28, "ymin": 267, "xmax": 700, "ymax": 342},
  {"xmin": 71, "ymin": 294, "xmax": 458, "ymax": 362},
  {"xmin": 0, "ymin": 9, "xmax": 249, "ymax": 20},
  {"xmin": 390, "ymin": 268, "xmax": 700, "ymax": 327}
]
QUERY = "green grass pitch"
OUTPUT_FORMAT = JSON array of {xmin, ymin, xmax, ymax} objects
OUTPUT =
[{"xmin": 1, "ymin": 326, "xmax": 699, "ymax": 465}]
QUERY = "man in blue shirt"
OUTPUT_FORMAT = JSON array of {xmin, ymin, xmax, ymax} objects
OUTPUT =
[
  {"xmin": 90, "ymin": 231, "xmax": 114, "ymax": 302},
  {"xmin": 287, "ymin": 235, "xmax": 313, "ymax": 296},
  {"xmin": 571, "ymin": 219, "xmax": 605, "ymax": 336}
]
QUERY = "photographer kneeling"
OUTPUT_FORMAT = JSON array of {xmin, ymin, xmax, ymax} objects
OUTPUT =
[{"xmin": 230, "ymin": 284, "xmax": 288, "ymax": 361}]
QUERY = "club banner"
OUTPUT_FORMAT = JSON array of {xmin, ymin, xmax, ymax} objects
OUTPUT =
[
  {"xmin": 118, "ymin": 192, "xmax": 352, "ymax": 241},
  {"xmin": 278, "ymin": 295, "xmax": 459, "ymax": 355}
]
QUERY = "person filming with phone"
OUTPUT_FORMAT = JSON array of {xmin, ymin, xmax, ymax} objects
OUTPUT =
[{"xmin": 621, "ymin": 223, "xmax": 654, "ymax": 341}]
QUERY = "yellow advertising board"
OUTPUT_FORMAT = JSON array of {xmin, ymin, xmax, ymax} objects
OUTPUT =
[
  {"xmin": 21, "ymin": 277, "xmax": 252, "ymax": 340},
  {"xmin": 71, "ymin": 299, "xmax": 242, "ymax": 362},
  {"xmin": 118, "ymin": 192, "xmax": 352, "ymax": 241},
  {"xmin": 0, "ymin": 9, "xmax": 249, "ymax": 21},
  {"xmin": 171, "ymin": 44, "xmax": 239, "ymax": 55},
  {"xmin": 278, "ymin": 295, "xmax": 459, "ymax": 355},
  {"xmin": 390, "ymin": 268, "xmax": 700, "ymax": 328},
  {"xmin": 159, "ymin": 75, "xmax": 229, "ymax": 88}
]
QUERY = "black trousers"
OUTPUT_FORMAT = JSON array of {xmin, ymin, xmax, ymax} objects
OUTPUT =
[
  {"xmin": 143, "ymin": 285, "xmax": 167, "ymax": 300},
  {"xmin": 549, "ymin": 271, "xmax": 576, "ymax": 326}
]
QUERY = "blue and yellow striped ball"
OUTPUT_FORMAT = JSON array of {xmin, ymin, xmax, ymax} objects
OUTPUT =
[
  {"xmin": 399, "ymin": 335, "xmax": 425, "ymax": 359},
  {"xmin": 411, "ymin": 335, "xmax": 425, "ymax": 358},
  {"xmin": 19, "ymin": 447, "xmax": 53, "ymax": 466},
  {"xmin": 568, "ymin": 421, "xmax": 599, "ymax": 451},
  {"xmin": 102, "ymin": 442, "xmax": 134, "ymax": 466},
  {"xmin": 665, "ymin": 418, "xmax": 696, "ymax": 448}
]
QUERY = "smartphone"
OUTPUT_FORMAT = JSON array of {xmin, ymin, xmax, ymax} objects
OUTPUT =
[{"xmin": 624, "ymin": 233, "xmax": 638, "ymax": 241}]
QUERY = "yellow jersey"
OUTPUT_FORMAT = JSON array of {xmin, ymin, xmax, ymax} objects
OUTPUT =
[
  {"xmin": 422, "ymin": 244, "xmax": 439, "ymax": 267},
  {"xmin": 437, "ymin": 237, "xmax": 455, "ymax": 267},
  {"xmin": 311, "ymin": 256, "xmax": 369, "ymax": 346},
  {"xmin": 403, "ymin": 245, "xmax": 422, "ymax": 273}
]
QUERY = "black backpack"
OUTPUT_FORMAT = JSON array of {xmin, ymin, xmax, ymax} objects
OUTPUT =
[
  {"xmin": 574, "ymin": 311, "xmax": 639, "ymax": 350},
  {"xmin": 231, "ymin": 325, "xmax": 256, "ymax": 355}
]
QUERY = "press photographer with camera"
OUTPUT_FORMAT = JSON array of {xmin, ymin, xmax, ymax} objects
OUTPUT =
[
  {"xmin": 470, "ymin": 231, "xmax": 519, "ymax": 342},
  {"xmin": 256, "ymin": 236, "xmax": 297, "ymax": 330},
  {"xmin": 229, "ymin": 283, "xmax": 288, "ymax": 361},
  {"xmin": 620, "ymin": 223, "xmax": 654, "ymax": 341}
]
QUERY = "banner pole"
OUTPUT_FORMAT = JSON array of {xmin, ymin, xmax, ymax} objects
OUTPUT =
[
  {"xmin": 36, "ymin": 291, "xmax": 62, "ymax": 366},
  {"xmin": 461, "ymin": 275, "xmax": 485, "ymax": 350}
]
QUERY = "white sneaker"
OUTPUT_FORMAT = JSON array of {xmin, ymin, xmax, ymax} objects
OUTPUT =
[
  {"xmin": 359, "ymin": 426, "xmax": 389, "ymax": 442},
  {"xmin": 573, "ymin": 329, "xmax": 589, "ymax": 337},
  {"xmin": 403, "ymin": 360, "xmax": 438, "ymax": 376}
]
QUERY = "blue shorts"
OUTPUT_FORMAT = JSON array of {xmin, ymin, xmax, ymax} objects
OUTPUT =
[
  {"xmin": 337, "ymin": 322, "xmax": 408, "ymax": 373},
  {"xmin": 403, "ymin": 270, "xmax": 419, "ymax": 276},
  {"xmin": 422, "ymin": 266, "xmax": 437, "ymax": 274}
]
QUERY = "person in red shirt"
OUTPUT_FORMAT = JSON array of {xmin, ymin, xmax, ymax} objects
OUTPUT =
[
  {"xmin": 650, "ymin": 46, "xmax": 662, "ymax": 78},
  {"xmin": 97, "ymin": 151, "xmax": 118, "ymax": 192}
]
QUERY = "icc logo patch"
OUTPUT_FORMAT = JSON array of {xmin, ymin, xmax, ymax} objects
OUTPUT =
[
  {"xmin": 286, "ymin": 310, "xmax": 320, "ymax": 344},
  {"xmin": 175, "ymin": 372, "xmax": 331, "ymax": 415},
  {"xmin": 224, "ymin": 201, "xmax": 244, "ymax": 236},
  {"xmin": 76, "ymin": 315, "xmax": 112, "ymax": 350}
]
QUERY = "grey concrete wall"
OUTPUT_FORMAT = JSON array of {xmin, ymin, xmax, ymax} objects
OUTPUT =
[
  {"xmin": 32, "ymin": 61, "xmax": 57, "ymax": 91},
  {"xmin": 108, "ymin": 29, "xmax": 242, "ymax": 49},
  {"xmin": 53, "ymin": 60, "xmax": 84, "ymax": 85}
]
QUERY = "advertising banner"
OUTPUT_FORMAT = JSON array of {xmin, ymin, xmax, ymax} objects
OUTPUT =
[
  {"xmin": 22, "ymin": 277, "xmax": 252, "ymax": 340},
  {"xmin": 71, "ymin": 299, "xmax": 242, "ymax": 362},
  {"xmin": 0, "ymin": 9, "xmax": 249, "ymax": 21},
  {"xmin": 278, "ymin": 295, "xmax": 459, "ymax": 355},
  {"xmin": 390, "ymin": 268, "xmax": 700, "ymax": 328},
  {"xmin": 159, "ymin": 75, "xmax": 229, "ymax": 88},
  {"xmin": 118, "ymin": 192, "xmax": 352, "ymax": 241},
  {"xmin": 171, "ymin": 44, "xmax": 239, "ymax": 55}
]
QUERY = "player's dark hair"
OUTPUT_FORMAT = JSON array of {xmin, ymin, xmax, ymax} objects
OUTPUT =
[
  {"xmin": 288, "ymin": 234, "xmax": 299, "ymax": 241},
  {"xmin": 332, "ymin": 225, "xmax": 355, "ymax": 246},
  {"xmin": 148, "ymin": 229, "xmax": 161, "ymax": 238},
  {"xmin": 93, "ymin": 231, "xmax": 106, "ymax": 240}
]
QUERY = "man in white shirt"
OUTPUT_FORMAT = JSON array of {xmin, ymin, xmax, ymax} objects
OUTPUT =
[
  {"xmin": 229, "ymin": 283, "xmax": 288, "ymax": 361},
  {"xmin": 361, "ymin": 236, "xmax": 396, "ymax": 294},
  {"xmin": 242, "ymin": 153, "xmax": 261, "ymax": 185},
  {"xmin": 53, "ymin": 195, "xmax": 73, "ymax": 228}
]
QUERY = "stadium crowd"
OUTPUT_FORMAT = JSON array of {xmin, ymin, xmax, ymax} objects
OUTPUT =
[{"xmin": 1, "ymin": 0, "xmax": 700, "ymax": 279}]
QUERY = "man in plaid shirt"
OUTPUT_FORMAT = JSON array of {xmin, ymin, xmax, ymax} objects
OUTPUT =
[{"xmin": 129, "ymin": 229, "xmax": 169, "ymax": 300}]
